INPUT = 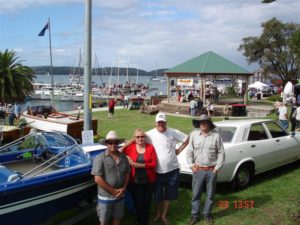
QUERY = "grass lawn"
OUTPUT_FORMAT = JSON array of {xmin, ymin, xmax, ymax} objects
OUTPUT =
[{"xmin": 54, "ymin": 109, "xmax": 300, "ymax": 225}]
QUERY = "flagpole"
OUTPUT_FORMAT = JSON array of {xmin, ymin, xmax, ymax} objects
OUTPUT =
[
  {"xmin": 84, "ymin": 0, "xmax": 92, "ymax": 131},
  {"xmin": 48, "ymin": 17, "xmax": 54, "ymax": 102}
]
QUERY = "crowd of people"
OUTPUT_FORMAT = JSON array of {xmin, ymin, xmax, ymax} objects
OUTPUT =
[
  {"xmin": 0, "ymin": 102, "xmax": 22, "ymax": 126},
  {"xmin": 275, "ymin": 94, "xmax": 300, "ymax": 132},
  {"xmin": 91, "ymin": 112, "xmax": 225, "ymax": 225}
]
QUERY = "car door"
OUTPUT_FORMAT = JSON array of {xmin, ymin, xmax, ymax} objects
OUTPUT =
[
  {"xmin": 244, "ymin": 123, "xmax": 277, "ymax": 173},
  {"xmin": 264, "ymin": 122, "xmax": 300, "ymax": 165}
]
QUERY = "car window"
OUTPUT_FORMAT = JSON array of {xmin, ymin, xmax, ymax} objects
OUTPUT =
[
  {"xmin": 247, "ymin": 124, "xmax": 268, "ymax": 141},
  {"xmin": 216, "ymin": 127, "xmax": 236, "ymax": 143},
  {"xmin": 264, "ymin": 122, "xmax": 288, "ymax": 138}
]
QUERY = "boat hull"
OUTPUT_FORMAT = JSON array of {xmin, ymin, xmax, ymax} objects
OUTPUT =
[
  {"xmin": 20, "ymin": 107, "xmax": 98, "ymax": 140},
  {"xmin": 0, "ymin": 168, "xmax": 96, "ymax": 225}
]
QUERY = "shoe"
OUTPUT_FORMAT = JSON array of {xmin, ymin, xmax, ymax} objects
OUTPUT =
[
  {"xmin": 203, "ymin": 216, "xmax": 213, "ymax": 225},
  {"xmin": 188, "ymin": 216, "xmax": 199, "ymax": 225}
]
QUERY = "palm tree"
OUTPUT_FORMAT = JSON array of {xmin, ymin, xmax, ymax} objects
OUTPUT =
[{"xmin": 0, "ymin": 49, "xmax": 36, "ymax": 103}]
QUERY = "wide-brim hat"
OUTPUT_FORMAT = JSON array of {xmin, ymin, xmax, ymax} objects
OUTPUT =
[
  {"xmin": 192, "ymin": 114, "xmax": 216, "ymax": 129},
  {"xmin": 99, "ymin": 130, "xmax": 125, "ymax": 145}
]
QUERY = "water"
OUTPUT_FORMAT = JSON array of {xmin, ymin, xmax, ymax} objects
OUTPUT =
[{"xmin": 20, "ymin": 75, "xmax": 167, "ymax": 112}]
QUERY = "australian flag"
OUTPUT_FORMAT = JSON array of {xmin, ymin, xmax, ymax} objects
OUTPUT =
[{"xmin": 38, "ymin": 22, "xmax": 49, "ymax": 36}]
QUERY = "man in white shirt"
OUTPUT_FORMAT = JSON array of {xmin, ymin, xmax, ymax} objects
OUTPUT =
[
  {"xmin": 146, "ymin": 112, "xmax": 187, "ymax": 225},
  {"xmin": 278, "ymin": 103, "xmax": 289, "ymax": 129}
]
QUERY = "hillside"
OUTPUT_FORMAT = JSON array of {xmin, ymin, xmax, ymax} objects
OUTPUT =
[{"xmin": 30, "ymin": 66, "xmax": 167, "ymax": 77}]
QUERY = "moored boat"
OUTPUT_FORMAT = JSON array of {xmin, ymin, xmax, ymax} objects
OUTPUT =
[
  {"xmin": 20, "ymin": 105, "xmax": 98, "ymax": 141},
  {"xmin": 0, "ymin": 125, "xmax": 31, "ymax": 144},
  {"xmin": 0, "ymin": 131, "xmax": 106, "ymax": 225}
]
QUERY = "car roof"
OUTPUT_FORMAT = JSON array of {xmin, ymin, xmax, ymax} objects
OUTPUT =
[{"xmin": 214, "ymin": 119, "xmax": 274, "ymax": 128}]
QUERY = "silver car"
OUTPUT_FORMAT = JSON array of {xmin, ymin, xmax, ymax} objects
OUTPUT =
[{"xmin": 177, "ymin": 119, "xmax": 300, "ymax": 188}]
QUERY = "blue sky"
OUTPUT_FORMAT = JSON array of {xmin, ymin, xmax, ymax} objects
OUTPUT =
[{"xmin": 1, "ymin": 0, "xmax": 300, "ymax": 72}]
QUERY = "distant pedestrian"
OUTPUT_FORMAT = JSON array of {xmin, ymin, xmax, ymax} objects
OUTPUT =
[
  {"xmin": 278, "ymin": 102, "xmax": 289, "ymax": 129},
  {"xmin": 108, "ymin": 97, "xmax": 116, "ymax": 118},
  {"xmin": 290, "ymin": 103, "xmax": 297, "ymax": 132},
  {"xmin": 223, "ymin": 104, "xmax": 229, "ymax": 120},
  {"xmin": 14, "ymin": 102, "xmax": 21, "ymax": 119},
  {"xmin": 190, "ymin": 99, "xmax": 197, "ymax": 116},
  {"xmin": 0, "ymin": 106, "xmax": 5, "ymax": 125},
  {"xmin": 292, "ymin": 103, "xmax": 300, "ymax": 130},
  {"xmin": 8, "ymin": 104, "xmax": 15, "ymax": 126},
  {"xmin": 91, "ymin": 130, "xmax": 130, "ymax": 225}
]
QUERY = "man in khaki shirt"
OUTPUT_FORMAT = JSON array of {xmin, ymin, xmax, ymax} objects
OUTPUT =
[{"xmin": 186, "ymin": 115, "xmax": 225, "ymax": 225}]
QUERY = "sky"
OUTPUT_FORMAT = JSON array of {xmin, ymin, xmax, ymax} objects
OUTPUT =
[{"xmin": 0, "ymin": 0, "xmax": 300, "ymax": 72}]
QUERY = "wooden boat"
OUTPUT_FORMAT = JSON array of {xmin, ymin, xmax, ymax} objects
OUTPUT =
[
  {"xmin": 0, "ymin": 131, "xmax": 106, "ymax": 225},
  {"xmin": 20, "ymin": 105, "xmax": 97, "ymax": 141},
  {"xmin": 0, "ymin": 125, "xmax": 31, "ymax": 144},
  {"xmin": 139, "ymin": 104, "xmax": 159, "ymax": 115}
]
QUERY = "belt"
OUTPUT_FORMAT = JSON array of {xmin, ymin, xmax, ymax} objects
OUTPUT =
[{"xmin": 194, "ymin": 165, "xmax": 215, "ymax": 171}]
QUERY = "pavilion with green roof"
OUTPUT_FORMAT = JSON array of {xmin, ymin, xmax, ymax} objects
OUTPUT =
[{"xmin": 164, "ymin": 51, "xmax": 253, "ymax": 103}]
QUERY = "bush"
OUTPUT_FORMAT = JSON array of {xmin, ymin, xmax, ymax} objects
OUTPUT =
[{"xmin": 267, "ymin": 94, "xmax": 282, "ymax": 102}]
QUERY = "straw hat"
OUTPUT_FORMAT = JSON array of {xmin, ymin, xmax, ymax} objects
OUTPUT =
[{"xmin": 99, "ymin": 130, "xmax": 125, "ymax": 145}]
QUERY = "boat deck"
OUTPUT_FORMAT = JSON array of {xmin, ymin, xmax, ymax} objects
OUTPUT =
[{"xmin": 5, "ymin": 159, "xmax": 56, "ymax": 176}]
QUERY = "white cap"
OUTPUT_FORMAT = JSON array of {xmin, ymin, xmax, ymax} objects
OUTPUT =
[{"xmin": 155, "ymin": 112, "xmax": 167, "ymax": 123}]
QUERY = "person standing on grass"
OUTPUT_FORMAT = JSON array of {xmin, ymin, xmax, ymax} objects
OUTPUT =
[
  {"xmin": 146, "ymin": 112, "xmax": 188, "ymax": 225},
  {"xmin": 121, "ymin": 128, "xmax": 157, "ymax": 225},
  {"xmin": 186, "ymin": 114, "xmax": 225, "ymax": 225},
  {"xmin": 190, "ymin": 98, "xmax": 197, "ymax": 117},
  {"xmin": 91, "ymin": 130, "xmax": 130, "ymax": 225},
  {"xmin": 108, "ymin": 97, "xmax": 116, "ymax": 118},
  {"xmin": 278, "ymin": 102, "xmax": 289, "ymax": 129}
]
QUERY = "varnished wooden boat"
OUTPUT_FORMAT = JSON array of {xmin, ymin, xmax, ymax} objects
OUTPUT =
[
  {"xmin": 20, "ymin": 105, "xmax": 98, "ymax": 141},
  {"xmin": 0, "ymin": 125, "xmax": 31, "ymax": 144}
]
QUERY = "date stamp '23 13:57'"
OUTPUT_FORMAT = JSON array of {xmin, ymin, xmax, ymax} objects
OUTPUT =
[{"xmin": 218, "ymin": 200, "xmax": 255, "ymax": 209}]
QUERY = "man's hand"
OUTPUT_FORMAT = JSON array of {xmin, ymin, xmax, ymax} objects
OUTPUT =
[{"xmin": 114, "ymin": 188, "xmax": 126, "ymax": 198}]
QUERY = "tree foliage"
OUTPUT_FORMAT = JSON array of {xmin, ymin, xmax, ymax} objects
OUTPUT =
[
  {"xmin": 0, "ymin": 49, "xmax": 36, "ymax": 102},
  {"xmin": 239, "ymin": 18, "xmax": 300, "ymax": 85},
  {"xmin": 291, "ymin": 29, "xmax": 300, "ymax": 66}
]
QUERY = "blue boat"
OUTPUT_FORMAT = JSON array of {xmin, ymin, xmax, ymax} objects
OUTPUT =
[{"xmin": 0, "ymin": 132, "xmax": 105, "ymax": 225}]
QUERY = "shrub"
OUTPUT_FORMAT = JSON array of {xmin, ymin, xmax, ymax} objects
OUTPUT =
[{"xmin": 267, "ymin": 94, "xmax": 282, "ymax": 102}]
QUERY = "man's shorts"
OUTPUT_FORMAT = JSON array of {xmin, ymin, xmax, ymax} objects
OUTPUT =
[
  {"xmin": 96, "ymin": 199, "xmax": 124, "ymax": 224},
  {"xmin": 154, "ymin": 168, "xmax": 180, "ymax": 203}
]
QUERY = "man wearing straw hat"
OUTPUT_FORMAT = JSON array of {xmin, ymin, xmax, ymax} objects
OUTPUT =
[
  {"xmin": 92, "ymin": 130, "xmax": 131, "ymax": 225},
  {"xmin": 186, "ymin": 115, "xmax": 225, "ymax": 225}
]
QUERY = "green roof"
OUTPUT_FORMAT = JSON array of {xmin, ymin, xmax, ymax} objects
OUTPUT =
[{"xmin": 166, "ymin": 51, "xmax": 251, "ymax": 75}]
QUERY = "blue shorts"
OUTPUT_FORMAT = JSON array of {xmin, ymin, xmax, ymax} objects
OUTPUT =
[{"xmin": 154, "ymin": 168, "xmax": 180, "ymax": 203}]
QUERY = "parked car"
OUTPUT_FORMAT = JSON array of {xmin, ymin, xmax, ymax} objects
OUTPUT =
[{"xmin": 177, "ymin": 119, "xmax": 300, "ymax": 188}]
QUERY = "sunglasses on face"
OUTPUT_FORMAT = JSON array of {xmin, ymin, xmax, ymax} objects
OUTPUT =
[{"xmin": 107, "ymin": 141, "xmax": 119, "ymax": 145}]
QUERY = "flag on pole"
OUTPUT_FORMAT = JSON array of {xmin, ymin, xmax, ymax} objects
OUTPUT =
[{"xmin": 38, "ymin": 22, "xmax": 49, "ymax": 36}]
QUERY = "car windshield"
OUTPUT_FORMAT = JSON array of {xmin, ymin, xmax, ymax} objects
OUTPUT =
[{"xmin": 216, "ymin": 126, "xmax": 236, "ymax": 143}]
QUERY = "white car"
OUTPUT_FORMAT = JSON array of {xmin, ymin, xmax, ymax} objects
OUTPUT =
[{"xmin": 177, "ymin": 119, "xmax": 300, "ymax": 188}]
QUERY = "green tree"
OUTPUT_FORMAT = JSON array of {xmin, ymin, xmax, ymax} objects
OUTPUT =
[
  {"xmin": 291, "ymin": 29, "xmax": 300, "ymax": 67},
  {"xmin": 0, "ymin": 49, "xmax": 36, "ymax": 102},
  {"xmin": 239, "ymin": 18, "xmax": 300, "ymax": 85}
]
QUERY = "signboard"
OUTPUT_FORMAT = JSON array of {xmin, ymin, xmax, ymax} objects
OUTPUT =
[
  {"xmin": 177, "ymin": 79, "xmax": 193, "ymax": 86},
  {"xmin": 82, "ymin": 130, "xmax": 94, "ymax": 145},
  {"xmin": 214, "ymin": 79, "xmax": 232, "ymax": 87}
]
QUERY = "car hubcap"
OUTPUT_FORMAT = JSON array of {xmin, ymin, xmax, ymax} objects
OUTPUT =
[{"xmin": 238, "ymin": 169, "xmax": 249, "ymax": 186}]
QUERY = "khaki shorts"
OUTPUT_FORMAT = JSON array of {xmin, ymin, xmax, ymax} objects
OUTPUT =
[{"xmin": 96, "ymin": 199, "xmax": 124, "ymax": 224}]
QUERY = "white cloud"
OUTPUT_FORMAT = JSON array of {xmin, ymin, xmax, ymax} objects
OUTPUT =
[{"xmin": 1, "ymin": 0, "xmax": 300, "ymax": 71}]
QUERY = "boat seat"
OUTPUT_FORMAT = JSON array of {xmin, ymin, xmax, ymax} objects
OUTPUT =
[
  {"xmin": 0, "ymin": 165, "xmax": 22, "ymax": 183},
  {"xmin": 7, "ymin": 173, "xmax": 21, "ymax": 182}
]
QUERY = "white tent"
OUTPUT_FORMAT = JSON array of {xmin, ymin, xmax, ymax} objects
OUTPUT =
[{"xmin": 248, "ymin": 81, "xmax": 269, "ymax": 90}]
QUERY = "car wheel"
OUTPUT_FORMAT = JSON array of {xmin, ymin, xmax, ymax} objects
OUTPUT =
[{"xmin": 232, "ymin": 164, "xmax": 253, "ymax": 189}]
